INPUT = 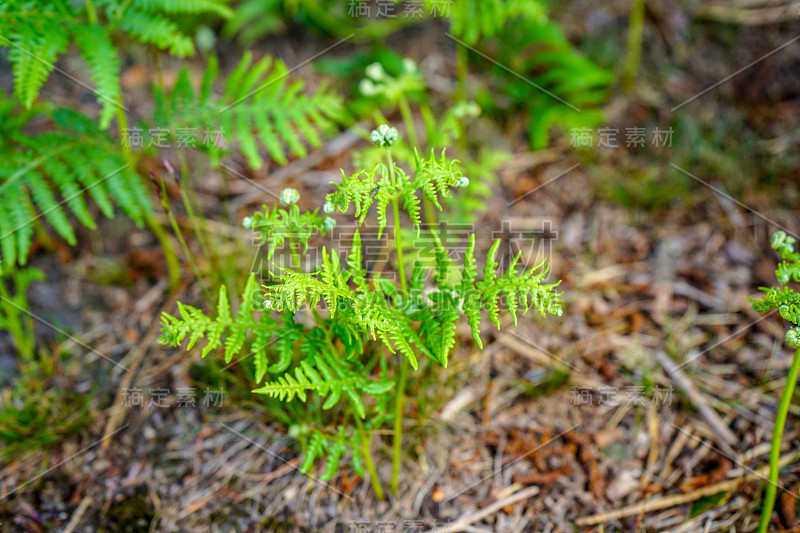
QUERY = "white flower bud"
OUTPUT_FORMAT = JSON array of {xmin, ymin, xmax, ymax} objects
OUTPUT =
[
  {"xmin": 323, "ymin": 217, "xmax": 336, "ymax": 230},
  {"xmin": 359, "ymin": 78, "xmax": 382, "ymax": 97},
  {"xmin": 323, "ymin": 201, "xmax": 335, "ymax": 214},
  {"xmin": 279, "ymin": 188, "xmax": 300, "ymax": 206},
  {"xmin": 365, "ymin": 62, "xmax": 387, "ymax": 82},
  {"xmin": 370, "ymin": 124, "xmax": 399, "ymax": 147},
  {"xmin": 456, "ymin": 176, "xmax": 469, "ymax": 188},
  {"xmin": 242, "ymin": 216, "xmax": 253, "ymax": 229},
  {"xmin": 263, "ymin": 299, "xmax": 272, "ymax": 309}
]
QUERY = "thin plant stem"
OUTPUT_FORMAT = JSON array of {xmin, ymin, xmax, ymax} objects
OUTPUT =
[
  {"xmin": 157, "ymin": 177, "xmax": 209, "ymax": 296},
  {"xmin": 85, "ymin": 0, "xmax": 97, "ymax": 23},
  {"xmin": 288, "ymin": 232, "xmax": 303, "ymax": 274},
  {"xmin": 397, "ymin": 93, "xmax": 418, "ymax": 149},
  {"xmin": 759, "ymin": 347, "xmax": 800, "ymax": 533},
  {"xmin": 115, "ymin": 102, "xmax": 181, "ymax": 290},
  {"xmin": 391, "ymin": 354, "xmax": 407, "ymax": 496},
  {"xmin": 355, "ymin": 416, "xmax": 385, "ymax": 501},
  {"xmin": 387, "ymin": 146, "xmax": 408, "ymax": 496},
  {"xmin": 177, "ymin": 151, "xmax": 216, "ymax": 279},
  {"xmin": 622, "ymin": 0, "xmax": 646, "ymax": 90}
]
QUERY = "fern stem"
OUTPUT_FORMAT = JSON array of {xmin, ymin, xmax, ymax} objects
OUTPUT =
[
  {"xmin": 622, "ymin": 0, "xmax": 646, "ymax": 90},
  {"xmin": 397, "ymin": 94, "xmax": 418, "ymax": 150},
  {"xmin": 288, "ymin": 233, "xmax": 303, "ymax": 273},
  {"xmin": 355, "ymin": 417, "xmax": 385, "ymax": 501},
  {"xmin": 146, "ymin": 216, "xmax": 181, "ymax": 291},
  {"xmin": 759, "ymin": 347, "xmax": 800, "ymax": 533},
  {"xmin": 456, "ymin": 39, "xmax": 468, "ymax": 103},
  {"xmin": 388, "ymin": 147, "xmax": 408, "ymax": 494},
  {"xmin": 391, "ymin": 355, "xmax": 407, "ymax": 496},
  {"xmin": 85, "ymin": 0, "xmax": 97, "ymax": 23}
]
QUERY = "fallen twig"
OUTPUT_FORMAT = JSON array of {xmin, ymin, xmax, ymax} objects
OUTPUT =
[
  {"xmin": 654, "ymin": 350, "xmax": 738, "ymax": 454},
  {"xmin": 424, "ymin": 485, "xmax": 540, "ymax": 533},
  {"xmin": 576, "ymin": 449, "xmax": 800, "ymax": 526}
]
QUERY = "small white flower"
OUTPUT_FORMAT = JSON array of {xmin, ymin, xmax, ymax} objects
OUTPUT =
[
  {"xmin": 323, "ymin": 201, "xmax": 335, "ymax": 214},
  {"xmin": 280, "ymin": 188, "xmax": 300, "ymax": 206},
  {"xmin": 263, "ymin": 299, "xmax": 272, "ymax": 309},
  {"xmin": 370, "ymin": 124, "xmax": 399, "ymax": 147},
  {"xmin": 456, "ymin": 176, "xmax": 469, "ymax": 188},
  {"xmin": 242, "ymin": 216, "xmax": 253, "ymax": 229},
  {"xmin": 359, "ymin": 78, "xmax": 382, "ymax": 97},
  {"xmin": 323, "ymin": 217, "xmax": 336, "ymax": 230},
  {"xmin": 401, "ymin": 57, "xmax": 417, "ymax": 74},
  {"xmin": 365, "ymin": 62, "xmax": 387, "ymax": 82},
  {"xmin": 453, "ymin": 101, "xmax": 481, "ymax": 119}
]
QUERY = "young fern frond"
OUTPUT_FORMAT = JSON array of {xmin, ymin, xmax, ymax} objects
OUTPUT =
[
  {"xmin": 326, "ymin": 147, "xmax": 466, "ymax": 237},
  {"xmin": 245, "ymin": 199, "xmax": 332, "ymax": 260},
  {"xmin": 152, "ymin": 52, "xmax": 344, "ymax": 169},
  {"xmin": 752, "ymin": 231, "xmax": 800, "ymax": 347},
  {"xmin": 162, "ymin": 128, "xmax": 563, "ymax": 491},
  {"xmin": 0, "ymin": 104, "xmax": 151, "ymax": 272}
]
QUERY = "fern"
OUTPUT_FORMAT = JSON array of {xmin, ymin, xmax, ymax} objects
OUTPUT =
[
  {"xmin": 0, "ymin": 101, "xmax": 151, "ymax": 272},
  {"xmin": 0, "ymin": 0, "xmax": 231, "ymax": 129},
  {"xmin": 752, "ymin": 231, "xmax": 800, "ymax": 347},
  {"xmin": 161, "ymin": 125, "xmax": 563, "ymax": 495},
  {"xmin": 436, "ymin": 0, "xmax": 548, "ymax": 45},
  {"xmin": 326, "ymin": 145, "xmax": 466, "ymax": 237},
  {"xmin": 488, "ymin": 19, "xmax": 613, "ymax": 149},
  {"xmin": 151, "ymin": 52, "xmax": 344, "ymax": 169}
]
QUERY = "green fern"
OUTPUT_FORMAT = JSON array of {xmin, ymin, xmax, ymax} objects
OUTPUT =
[
  {"xmin": 752, "ymin": 231, "xmax": 800, "ymax": 347},
  {"xmin": 490, "ymin": 19, "xmax": 613, "ymax": 149},
  {"xmin": 0, "ymin": 0, "xmax": 231, "ymax": 128},
  {"xmin": 436, "ymin": 0, "xmax": 548, "ymax": 45},
  {"xmin": 151, "ymin": 52, "xmax": 344, "ymax": 169},
  {"xmin": 161, "ymin": 125, "xmax": 563, "ymax": 494},
  {"xmin": 326, "ymin": 147, "xmax": 465, "ymax": 237},
  {"xmin": 0, "ymin": 100, "xmax": 151, "ymax": 272}
]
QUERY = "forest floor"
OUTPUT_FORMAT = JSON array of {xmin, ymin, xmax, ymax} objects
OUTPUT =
[{"xmin": 2, "ymin": 1, "xmax": 800, "ymax": 531}]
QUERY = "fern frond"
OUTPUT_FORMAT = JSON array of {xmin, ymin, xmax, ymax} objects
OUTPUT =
[
  {"xmin": 153, "ymin": 52, "xmax": 344, "ymax": 169},
  {"xmin": 752, "ymin": 231, "xmax": 800, "ymax": 347},
  {"xmin": 438, "ymin": 0, "xmax": 547, "ymax": 45},
  {"xmin": 473, "ymin": 240, "xmax": 563, "ymax": 329},
  {"xmin": 460, "ymin": 234, "xmax": 483, "ymax": 348},
  {"xmin": 72, "ymin": 24, "xmax": 121, "ymax": 129},
  {"xmin": 0, "ymin": 104, "xmax": 151, "ymax": 272},
  {"xmin": 116, "ymin": 8, "xmax": 194, "ymax": 56},
  {"xmin": 134, "ymin": 0, "xmax": 233, "ymax": 17},
  {"xmin": 6, "ymin": 20, "xmax": 69, "ymax": 109},
  {"xmin": 247, "ymin": 201, "xmax": 330, "ymax": 261},
  {"xmin": 347, "ymin": 230, "xmax": 368, "ymax": 292},
  {"xmin": 326, "ymin": 148, "xmax": 464, "ymax": 235}
]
